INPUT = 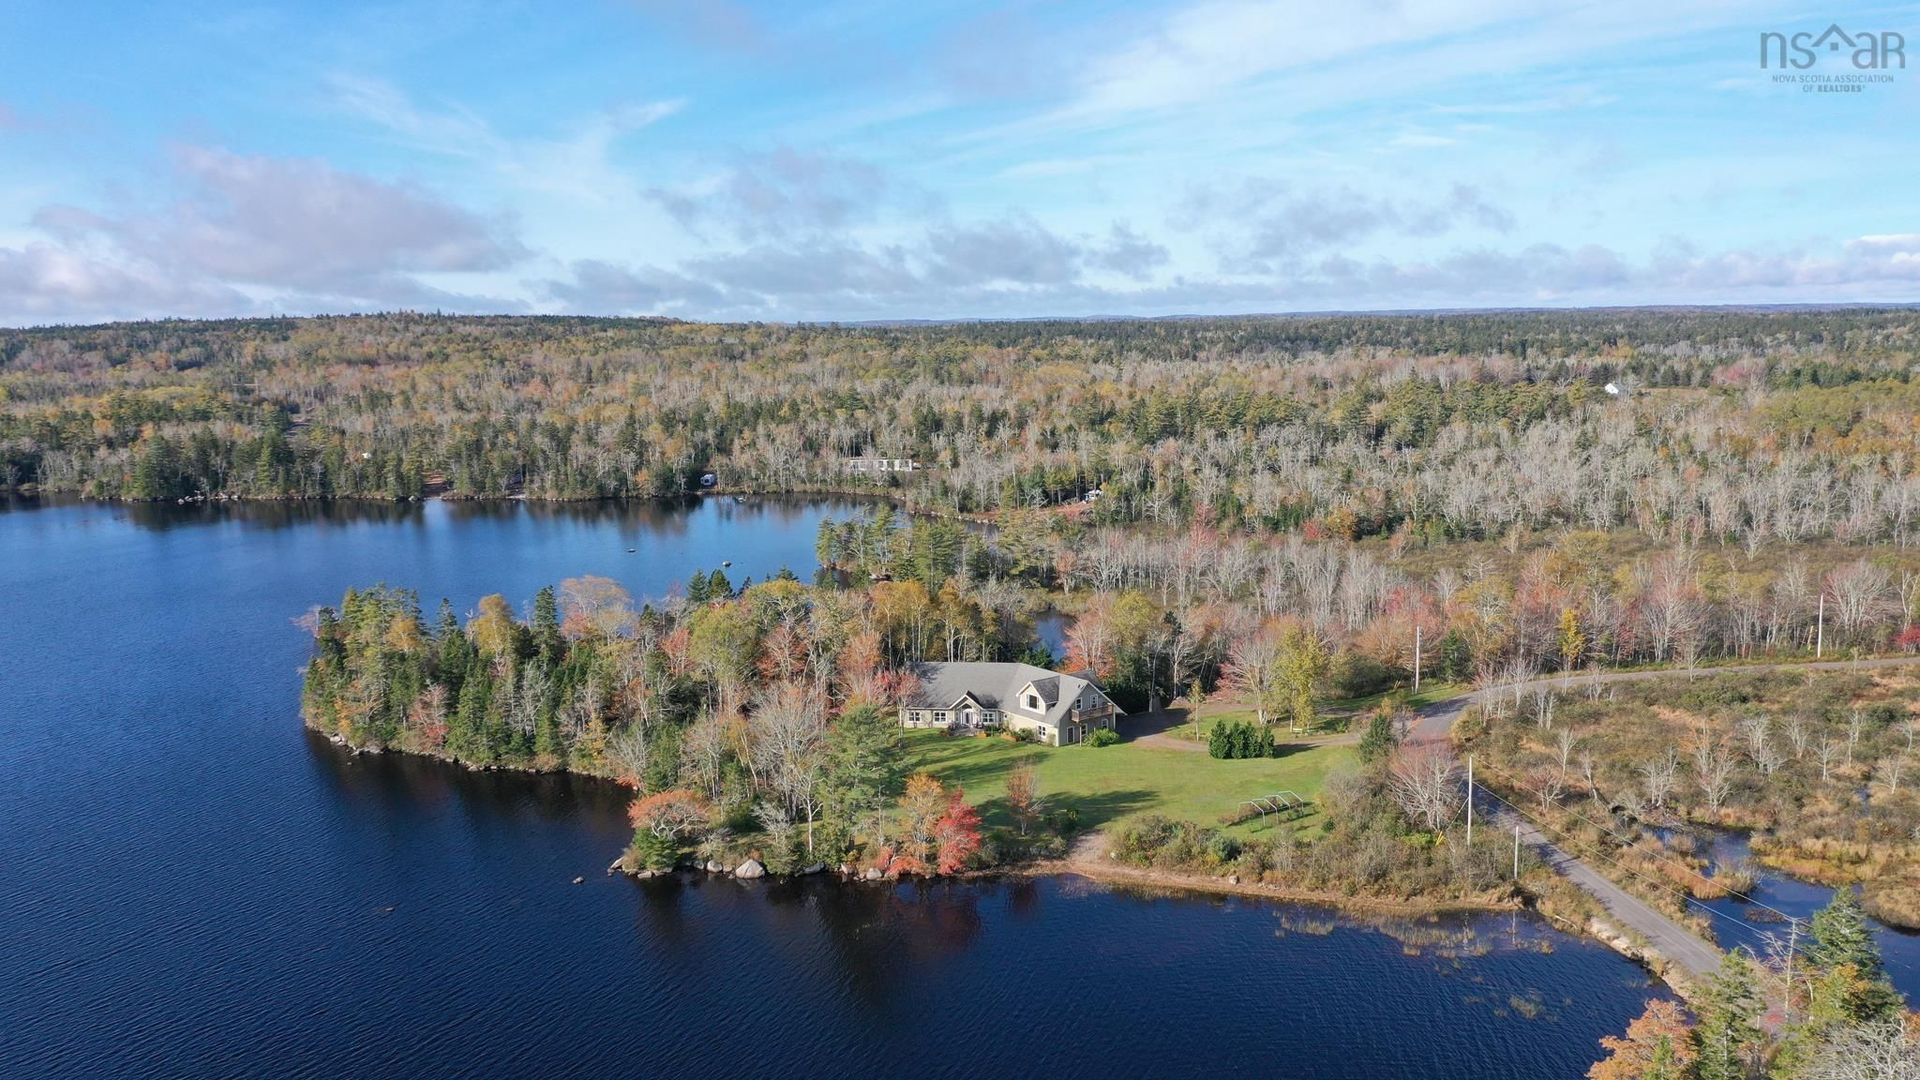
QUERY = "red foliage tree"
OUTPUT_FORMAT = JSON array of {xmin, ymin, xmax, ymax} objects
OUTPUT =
[{"xmin": 933, "ymin": 788, "xmax": 982, "ymax": 875}]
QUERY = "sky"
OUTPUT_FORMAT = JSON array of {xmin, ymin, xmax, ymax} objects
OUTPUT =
[{"xmin": 0, "ymin": 0, "xmax": 1917, "ymax": 325}]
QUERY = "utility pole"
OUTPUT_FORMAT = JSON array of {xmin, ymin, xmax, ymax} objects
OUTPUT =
[
  {"xmin": 1782, "ymin": 919, "xmax": 1801, "ymax": 1025},
  {"xmin": 1815, "ymin": 593, "xmax": 1825, "ymax": 660},
  {"xmin": 1466, "ymin": 755, "xmax": 1474, "ymax": 846},
  {"xmin": 1413, "ymin": 624, "xmax": 1422, "ymax": 693}
]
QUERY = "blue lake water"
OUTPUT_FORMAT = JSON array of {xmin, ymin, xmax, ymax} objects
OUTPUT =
[
  {"xmin": 1695, "ymin": 830, "xmax": 1920, "ymax": 999},
  {"xmin": 0, "ymin": 496, "xmax": 1667, "ymax": 1077}
]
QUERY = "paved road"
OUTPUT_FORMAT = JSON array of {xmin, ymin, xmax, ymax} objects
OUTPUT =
[
  {"xmin": 1406, "ymin": 656, "xmax": 1920, "ymax": 981},
  {"xmin": 1407, "ymin": 654, "xmax": 1920, "ymax": 747}
]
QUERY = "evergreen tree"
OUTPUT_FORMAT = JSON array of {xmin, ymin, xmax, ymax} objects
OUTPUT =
[
  {"xmin": 686, "ymin": 570, "xmax": 711, "ymax": 605},
  {"xmin": 1358, "ymin": 710, "xmax": 1399, "ymax": 763},
  {"xmin": 1807, "ymin": 891, "xmax": 1903, "ymax": 1022},
  {"xmin": 447, "ymin": 663, "xmax": 494, "ymax": 763},
  {"xmin": 821, "ymin": 704, "xmax": 907, "ymax": 852},
  {"xmin": 531, "ymin": 585, "xmax": 562, "ymax": 662},
  {"xmin": 1690, "ymin": 951, "xmax": 1762, "ymax": 1080},
  {"xmin": 434, "ymin": 600, "xmax": 472, "ymax": 693},
  {"xmin": 706, "ymin": 568, "xmax": 733, "ymax": 599}
]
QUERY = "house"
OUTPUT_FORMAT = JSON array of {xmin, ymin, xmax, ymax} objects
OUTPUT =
[
  {"xmin": 899, "ymin": 662, "xmax": 1123, "ymax": 746},
  {"xmin": 844, "ymin": 456, "xmax": 921, "ymax": 475}
]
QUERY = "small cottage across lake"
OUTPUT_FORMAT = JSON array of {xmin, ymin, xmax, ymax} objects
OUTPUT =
[{"xmin": 900, "ymin": 662, "xmax": 1122, "ymax": 746}]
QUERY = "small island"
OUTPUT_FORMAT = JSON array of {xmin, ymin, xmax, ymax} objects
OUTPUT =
[{"xmin": 298, "ymin": 520, "xmax": 1526, "ymax": 910}]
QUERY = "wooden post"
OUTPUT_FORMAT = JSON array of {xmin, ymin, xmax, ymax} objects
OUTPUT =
[
  {"xmin": 1466, "ymin": 755, "xmax": 1474, "ymax": 846},
  {"xmin": 1816, "ymin": 593, "xmax": 1825, "ymax": 659},
  {"xmin": 1413, "ymin": 624, "xmax": 1422, "ymax": 693},
  {"xmin": 1512, "ymin": 824, "xmax": 1521, "ymax": 880}
]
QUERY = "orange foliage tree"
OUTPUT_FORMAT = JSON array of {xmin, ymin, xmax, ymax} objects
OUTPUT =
[
  {"xmin": 1587, "ymin": 999, "xmax": 1694, "ymax": 1080},
  {"xmin": 628, "ymin": 789, "xmax": 712, "ymax": 839}
]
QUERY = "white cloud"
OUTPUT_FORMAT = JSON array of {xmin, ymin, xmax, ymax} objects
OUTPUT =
[
  {"xmin": 651, "ymin": 147, "xmax": 899, "ymax": 241},
  {"xmin": 0, "ymin": 145, "xmax": 526, "ymax": 322},
  {"xmin": 328, "ymin": 74, "xmax": 682, "ymax": 205}
]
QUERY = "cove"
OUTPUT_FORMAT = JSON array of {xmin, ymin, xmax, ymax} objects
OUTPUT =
[{"xmin": 1, "ymin": 496, "xmax": 1663, "ymax": 1077}]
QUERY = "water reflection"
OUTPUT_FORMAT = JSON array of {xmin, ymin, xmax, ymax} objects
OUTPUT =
[{"xmin": 0, "ymin": 491, "xmax": 880, "ymax": 536}]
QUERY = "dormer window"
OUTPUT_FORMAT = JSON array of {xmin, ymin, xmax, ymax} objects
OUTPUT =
[{"xmin": 1025, "ymin": 694, "xmax": 1040, "ymax": 710}]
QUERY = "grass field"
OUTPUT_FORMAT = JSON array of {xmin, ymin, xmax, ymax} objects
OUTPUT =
[{"xmin": 905, "ymin": 728, "xmax": 1352, "ymax": 836}]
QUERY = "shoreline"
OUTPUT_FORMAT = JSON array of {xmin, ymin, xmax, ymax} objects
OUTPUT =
[{"xmin": 1022, "ymin": 856, "xmax": 1523, "ymax": 918}]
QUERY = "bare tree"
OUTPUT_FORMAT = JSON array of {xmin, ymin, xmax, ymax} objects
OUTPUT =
[
  {"xmin": 1532, "ymin": 764, "xmax": 1567, "ymax": 815},
  {"xmin": 747, "ymin": 682, "xmax": 828, "ymax": 852},
  {"xmin": 1388, "ymin": 748, "xmax": 1465, "ymax": 832},
  {"xmin": 607, "ymin": 722, "xmax": 650, "ymax": 786},
  {"xmin": 1739, "ymin": 716, "xmax": 1784, "ymax": 776},
  {"xmin": 1816, "ymin": 738, "xmax": 1838, "ymax": 783},
  {"xmin": 1693, "ymin": 740, "xmax": 1738, "ymax": 817},
  {"xmin": 1800, "ymin": 1018, "xmax": 1920, "ymax": 1080},
  {"xmin": 1531, "ymin": 687, "xmax": 1557, "ymax": 731},
  {"xmin": 1877, "ymin": 755, "xmax": 1907, "ymax": 797},
  {"xmin": 1641, "ymin": 748, "xmax": 1680, "ymax": 810},
  {"xmin": 1785, "ymin": 714, "xmax": 1812, "ymax": 760},
  {"xmin": 1554, "ymin": 727, "xmax": 1580, "ymax": 771}
]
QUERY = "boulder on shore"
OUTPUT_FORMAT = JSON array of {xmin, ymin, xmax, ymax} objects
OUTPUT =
[
  {"xmin": 800, "ymin": 863, "xmax": 826, "ymax": 875},
  {"xmin": 862, "ymin": 867, "xmax": 884, "ymax": 881},
  {"xmin": 734, "ymin": 858, "xmax": 767, "ymax": 879},
  {"xmin": 705, "ymin": 860, "xmax": 727, "ymax": 873}
]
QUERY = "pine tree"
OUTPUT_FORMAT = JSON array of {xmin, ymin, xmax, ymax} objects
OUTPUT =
[
  {"xmin": 1807, "ymin": 890, "xmax": 1902, "ymax": 1021},
  {"xmin": 447, "ymin": 663, "xmax": 493, "ymax": 763},
  {"xmin": 434, "ymin": 600, "xmax": 472, "ymax": 694},
  {"xmin": 1691, "ymin": 951, "xmax": 1762, "ymax": 1080},
  {"xmin": 1358, "ymin": 710, "xmax": 1399, "ymax": 763},
  {"xmin": 531, "ymin": 585, "xmax": 562, "ymax": 662},
  {"xmin": 821, "ymin": 704, "xmax": 907, "ymax": 853}
]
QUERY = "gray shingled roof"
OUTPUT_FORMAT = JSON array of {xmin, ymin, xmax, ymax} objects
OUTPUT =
[{"xmin": 902, "ymin": 662, "xmax": 1121, "ymax": 726}]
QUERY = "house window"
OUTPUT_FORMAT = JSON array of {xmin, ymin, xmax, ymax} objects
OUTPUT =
[
  {"xmin": 1025, "ymin": 694, "xmax": 1039, "ymax": 710},
  {"xmin": 1037, "ymin": 726, "xmax": 1049, "ymax": 740},
  {"xmin": 935, "ymin": 711, "xmax": 948, "ymax": 723}
]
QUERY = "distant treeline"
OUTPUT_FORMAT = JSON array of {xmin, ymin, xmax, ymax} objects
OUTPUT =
[{"xmin": 5, "ymin": 310, "xmax": 1920, "ymax": 547}]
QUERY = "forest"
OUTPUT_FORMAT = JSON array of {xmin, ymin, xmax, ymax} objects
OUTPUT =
[
  {"xmin": 6, "ymin": 310, "xmax": 1920, "ymax": 556},
  {"xmin": 244, "ymin": 308, "xmax": 1920, "ymax": 1075}
]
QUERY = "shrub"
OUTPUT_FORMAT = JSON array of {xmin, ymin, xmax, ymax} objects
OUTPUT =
[
  {"xmin": 1328, "ymin": 650, "xmax": 1400, "ymax": 698},
  {"xmin": 1085, "ymin": 727, "xmax": 1120, "ymax": 747},
  {"xmin": 1208, "ymin": 719, "xmax": 1274, "ymax": 759},
  {"xmin": 1206, "ymin": 831, "xmax": 1242, "ymax": 865},
  {"xmin": 1358, "ymin": 710, "xmax": 1400, "ymax": 763},
  {"xmin": 629, "ymin": 829, "xmax": 678, "ymax": 871}
]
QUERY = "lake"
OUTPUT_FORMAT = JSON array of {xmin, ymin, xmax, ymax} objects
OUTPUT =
[
  {"xmin": 1694, "ymin": 829, "xmax": 1920, "ymax": 999},
  {"xmin": 0, "ymin": 496, "xmax": 1666, "ymax": 1077}
]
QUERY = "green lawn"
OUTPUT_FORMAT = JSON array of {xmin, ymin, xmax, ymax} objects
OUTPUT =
[{"xmin": 905, "ymin": 728, "xmax": 1351, "ymax": 836}]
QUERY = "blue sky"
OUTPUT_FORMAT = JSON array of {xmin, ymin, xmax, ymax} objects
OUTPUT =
[{"xmin": 1, "ymin": 0, "xmax": 1917, "ymax": 323}]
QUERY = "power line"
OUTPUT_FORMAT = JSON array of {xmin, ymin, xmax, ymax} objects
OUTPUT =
[
  {"xmin": 1473, "ymin": 757, "xmax": 1803, "ymax": 925},
  {"xmin": 1467, "ymin": 770, "xmax": 1813, "ymax": 959}
]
